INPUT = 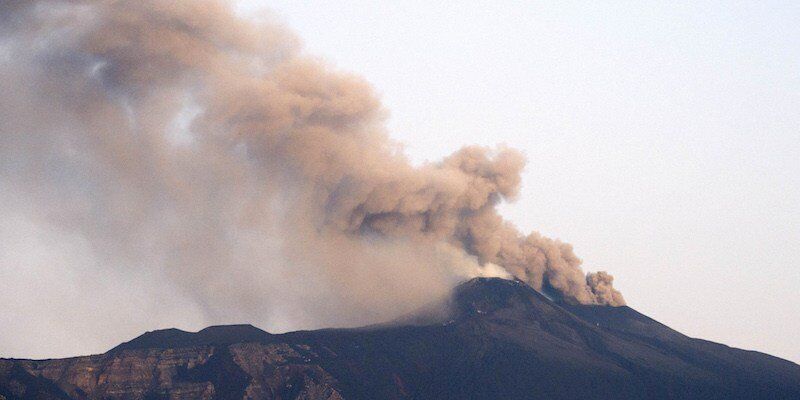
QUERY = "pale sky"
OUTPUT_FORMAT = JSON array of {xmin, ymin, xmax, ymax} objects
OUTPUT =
[
  {"xmin": 1, "ymin": 1, "xmax": 797, "ymax": 365},
  {"xmin": 238, "ymin": 1, "xmax": 800, "ymax": 362}
]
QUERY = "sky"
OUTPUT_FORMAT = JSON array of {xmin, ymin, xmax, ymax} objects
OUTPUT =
[
  {"xmin": 237, "ymin": 1, "xmax": 800, "ymax": 362},
  {"xmin": 0, "ymin": 1, "xmax": 797, "ymax": 365}
]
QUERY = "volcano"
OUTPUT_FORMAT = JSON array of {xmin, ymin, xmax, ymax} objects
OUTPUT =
[{"xmin": 2, "ymin": 277, "xmax": 798, "ymax": 399}]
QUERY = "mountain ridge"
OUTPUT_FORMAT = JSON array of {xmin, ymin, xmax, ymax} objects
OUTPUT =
[{"xmin": 2, "ymin": 277, "xmax": 799, "ymax": 399}]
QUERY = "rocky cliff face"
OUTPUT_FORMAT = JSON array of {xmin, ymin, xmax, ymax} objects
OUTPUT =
[
  {"xmin": 2, "ymin": 278, "xmax": 799, "ymax": 400},
  {"xmin": 1, "ymin": 342, "xmax": 342, "ymax": 400}
]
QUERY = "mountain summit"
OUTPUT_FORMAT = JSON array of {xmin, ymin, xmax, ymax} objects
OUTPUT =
[{"xmin": 2, "ymin": 277, "xmax": 799, "ymax": 399}]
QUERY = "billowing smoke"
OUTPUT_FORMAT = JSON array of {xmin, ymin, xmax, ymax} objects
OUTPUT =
[{"xmin": 0, "ymin": 0, "xmax": 623, "ymax": 352}]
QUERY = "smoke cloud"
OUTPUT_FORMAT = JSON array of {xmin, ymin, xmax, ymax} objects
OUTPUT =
[{"xmin": 0, "ymin": 0, "xmax": 623, "ymax": 356}]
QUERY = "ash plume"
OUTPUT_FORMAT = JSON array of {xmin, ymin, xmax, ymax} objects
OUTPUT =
[{"xmin": 0, "ymin": 0, "xmax": 623, "ymax": 353}]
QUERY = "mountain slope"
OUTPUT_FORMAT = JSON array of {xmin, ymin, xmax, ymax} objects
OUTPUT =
[{"xmin": 2, "ymin": 277, "xmax": 798, "ymax": 399}]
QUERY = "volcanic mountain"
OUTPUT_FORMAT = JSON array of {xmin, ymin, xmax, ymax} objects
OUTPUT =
[{"xmin": 2, "ymin": 278, "xmax": 798, "ymax": 399}]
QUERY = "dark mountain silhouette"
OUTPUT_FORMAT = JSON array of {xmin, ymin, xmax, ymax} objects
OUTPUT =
[{"xmin": 2, "ymin": 277, "xmax": 798, "ymax": 399}]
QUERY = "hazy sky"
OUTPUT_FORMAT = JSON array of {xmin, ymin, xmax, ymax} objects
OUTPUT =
[
  {"xmin": 237, "ymin": 1, "xmax": 800, "ymax": 362},
  {"xmin": 1, "ymin": 1, "xmax": 797, "ymax": 365}
]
